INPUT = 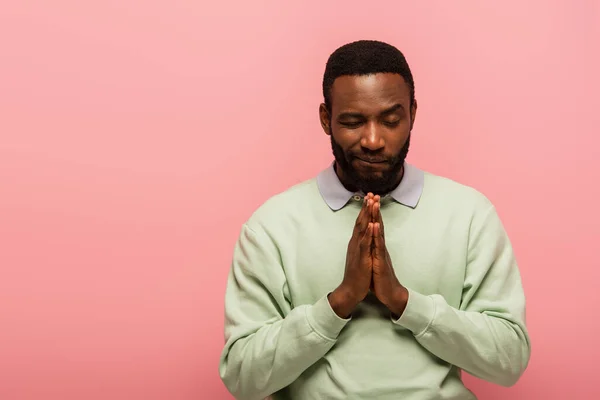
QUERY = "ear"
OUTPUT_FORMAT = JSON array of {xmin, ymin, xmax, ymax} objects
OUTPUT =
[
  {"xmin": 319, "ymin": 103, "xmax": 331, "ymax": 135},
  {"xmin": 409, "ymin": 99, "xmax": 418, "ymax": 131}
]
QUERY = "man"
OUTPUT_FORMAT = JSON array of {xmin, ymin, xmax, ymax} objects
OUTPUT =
[{"xmin": 219, "ymin": 40, "xmax": 531, "ymax": 399}]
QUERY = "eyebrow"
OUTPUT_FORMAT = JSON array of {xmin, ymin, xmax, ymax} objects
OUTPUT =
[{"xmin": 337, "ymin": 103, "xmax": 405, "ymax": 119}]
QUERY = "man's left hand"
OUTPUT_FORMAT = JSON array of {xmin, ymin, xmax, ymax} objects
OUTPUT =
[{"xmin": 371, "ymin": 196, "xmax": 409, "ymax": 318}]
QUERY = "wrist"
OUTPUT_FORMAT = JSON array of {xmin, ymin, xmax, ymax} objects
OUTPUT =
[
  {"xmin": 388, "ymin": 285, "xmax": 409, "ymax": 319},
  {"xmin": 328, "ymin": 286, "xmax": 359, "ymax": 319}
]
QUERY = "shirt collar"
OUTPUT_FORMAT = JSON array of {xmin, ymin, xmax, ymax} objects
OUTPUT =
[{"xmin": 316, "ymin": 162, "xmax": 424, "ymax": 211}]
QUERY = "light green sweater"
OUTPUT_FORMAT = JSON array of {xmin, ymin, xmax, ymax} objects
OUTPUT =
[{"xmin": 219, "ymin": 166, "xmax": 530, "ymax": 400}]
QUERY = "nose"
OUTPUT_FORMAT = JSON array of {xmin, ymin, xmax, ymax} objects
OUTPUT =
[{"xmin": 360, "ymin": 121, "xmax": 385, "ymax": 151}]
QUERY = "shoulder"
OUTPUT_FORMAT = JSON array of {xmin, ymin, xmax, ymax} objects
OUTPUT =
[
  {"xmin": 420, "ymin": 168, "xmax": 494, "ymax": 214},
  {"xmin": 244, "ymin": 177, "xmax": 320, "ymax": 232},
  {"xmin": 418, "ymin": 168, "xmax": 508, "ymax": 239}
]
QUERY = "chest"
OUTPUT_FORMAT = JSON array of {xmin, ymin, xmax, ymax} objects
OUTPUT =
[{"xmin": 280, "ymin": 205, "xmax": 469, "ymax": 310}]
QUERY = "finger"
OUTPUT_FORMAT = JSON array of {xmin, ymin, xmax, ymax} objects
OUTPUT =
[
  {"xmin": 354, "ymin": 196, "xmax": 369, "ymax": 232},
  {"xmin": 373, "ymin": 222, "xmax": 384, "ymax": 258},
  {"xmin": 354, "ymin": 198, "xmax": 371, "ymax": 235},
  {"xmin": 364, "ymin": 198, "xmax": 374, "ymax": 232},
  {"xmin": 374, "ymin": 200, "xmax": 384, "ymax": 237},
  {"xmin": 360, "ymin": 222, "xmax": 374, "ymax": 252}
]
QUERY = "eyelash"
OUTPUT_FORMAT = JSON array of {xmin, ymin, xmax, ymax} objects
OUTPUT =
[
  {"xmin": 340, "ymin": 121, "xmax": 400, "ymax": 128},
  {"xmin": 340, "ymin": 122, "xmax": 362, "ymax": 128}
]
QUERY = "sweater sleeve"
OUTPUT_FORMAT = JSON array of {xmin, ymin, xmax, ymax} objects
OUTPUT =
[
  {"xmin": 219, "ymin": 223, "xmax": 350, "ymax": 400},
  {"xmin": 393, "ymin": 203, "xmax": 531, "ymax": 387}
]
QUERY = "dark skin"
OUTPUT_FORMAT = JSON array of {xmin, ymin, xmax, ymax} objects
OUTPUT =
[{"xmin": 322, "ymin": 73, "xmax": 416, "ymax": 319}]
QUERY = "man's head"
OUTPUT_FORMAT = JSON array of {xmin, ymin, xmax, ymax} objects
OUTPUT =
[{"xmin": 319, "ymin": 40, "xmax": 417, "ymax": 195}]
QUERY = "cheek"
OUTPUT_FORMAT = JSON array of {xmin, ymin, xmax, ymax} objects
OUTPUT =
[
  {"xmin": 333, "ymin": 130, "xmax": 361, "ymax": 149},
  {"xmin": 384, "ymin": 129, "xmax": 410, "ymax": 149},
  {"xmin": 392, "ymin": 133, "xmax": 409, "ymax": 145}
]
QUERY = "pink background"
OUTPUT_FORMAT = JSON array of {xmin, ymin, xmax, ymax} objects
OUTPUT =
[{"xmin": 1, "ymin": 1, "xmax": 598, "ymax": 399}]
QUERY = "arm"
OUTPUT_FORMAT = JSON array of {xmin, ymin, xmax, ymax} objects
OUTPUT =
[
  {"xmin": 393, "ymin": 204, "xmax": 531, "ymax": 387},
  {"xmin": 219, "ymin": 223, "xmax": 350, "ymax": 400}
]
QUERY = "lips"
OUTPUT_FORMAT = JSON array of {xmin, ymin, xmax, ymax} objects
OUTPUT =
[
  {"xmin": 353, "ymin": 158, "xmax": 389, "ymax": 170},
  {"xmin": 355, "ymin": 157, "xmax": 387, "ymax": 164}
]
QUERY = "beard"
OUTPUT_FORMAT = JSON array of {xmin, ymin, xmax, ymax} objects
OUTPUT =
[{"xmin": 330, "ymin": 131, "xmax": 410, "ymax": 195}]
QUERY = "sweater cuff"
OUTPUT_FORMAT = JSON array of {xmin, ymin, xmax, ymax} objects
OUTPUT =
[
  {"xmin": 392, "ymin": 288, "xmax": 436, "ymax": 336},
  {"xmin": 306, "ymin": 294, "xmax": 350, "ymax": 341}
]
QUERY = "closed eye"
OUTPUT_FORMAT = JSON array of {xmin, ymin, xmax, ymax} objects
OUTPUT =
[{"xmin": 339, "ymin": 121, "xmax": 363, "ymax": 128}]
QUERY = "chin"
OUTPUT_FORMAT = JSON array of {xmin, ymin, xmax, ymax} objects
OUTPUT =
[
  {"xmin": 357, "ymin": 179, "xmax": 388, "ymax": 193},
  {"xmin": 357, "ymin": 170, "xmax": 386, "ymax": 181}
]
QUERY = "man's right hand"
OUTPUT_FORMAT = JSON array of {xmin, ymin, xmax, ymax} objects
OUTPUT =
[{"xmin": 328, "ymin": 193, "xmax": 375, "ymax": 319}]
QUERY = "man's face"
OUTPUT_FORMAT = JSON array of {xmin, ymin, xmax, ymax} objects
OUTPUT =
[{"xmin": 320, "ymin": 73, "xmax": 416, "ymax": 195}]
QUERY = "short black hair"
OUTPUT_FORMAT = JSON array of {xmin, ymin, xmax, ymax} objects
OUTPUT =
[{"xmin": 322, "ymin": 40, "xmax": 415, "ymax": 111}]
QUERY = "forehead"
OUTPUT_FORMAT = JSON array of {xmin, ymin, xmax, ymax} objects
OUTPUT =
[{"xmin": 330, "ymin": 73, "xmax": 410, "ymax": 113}]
